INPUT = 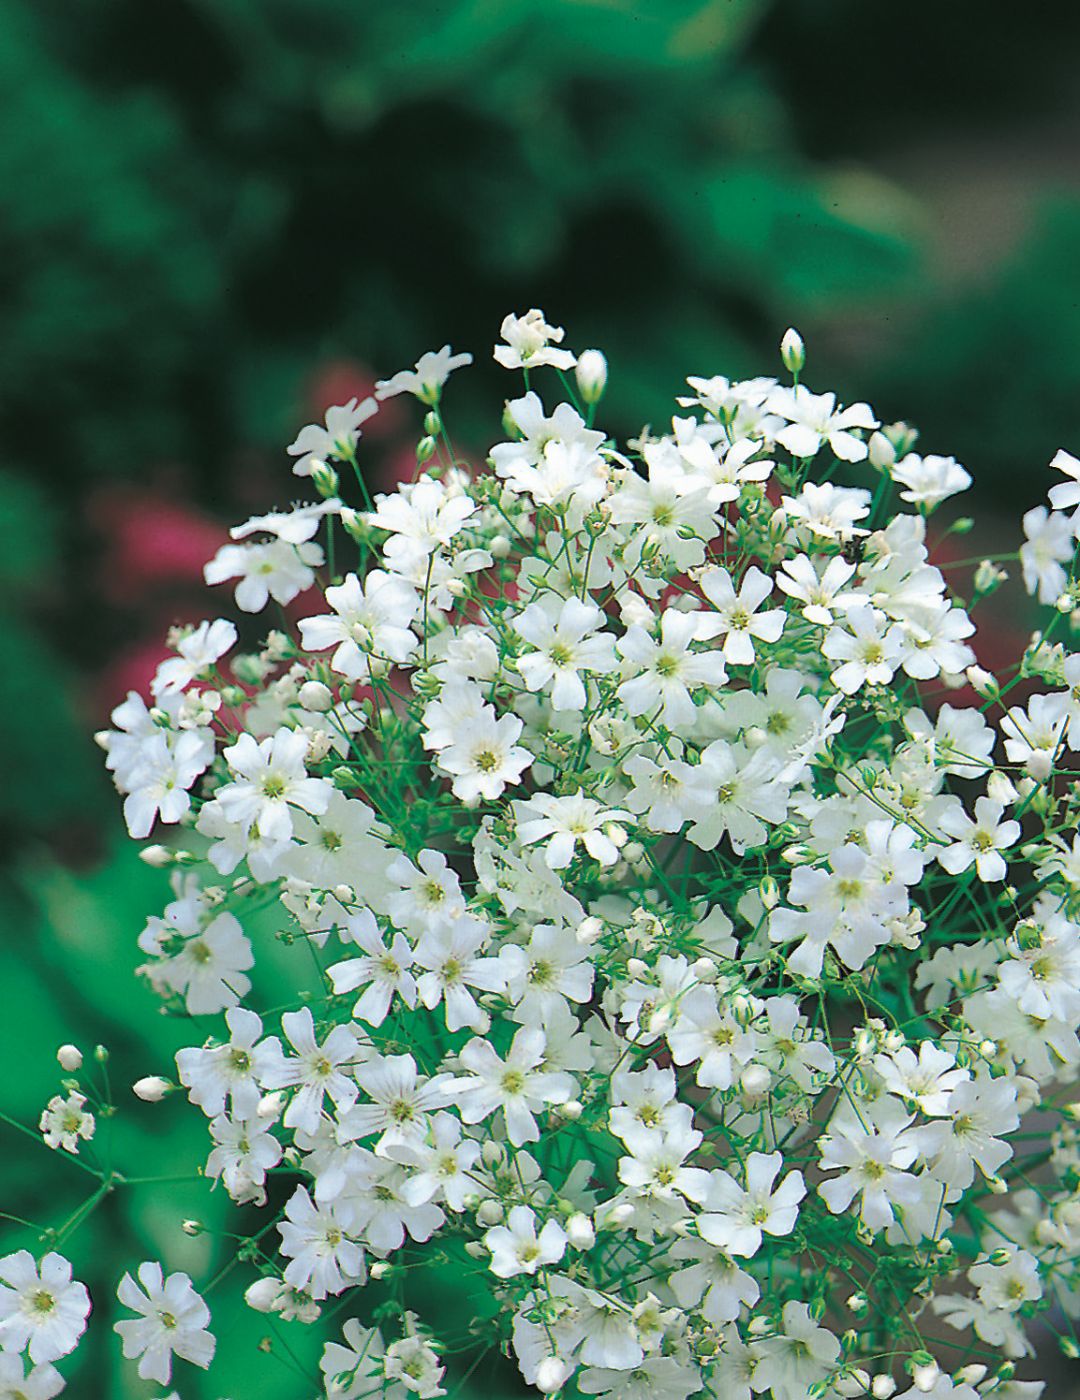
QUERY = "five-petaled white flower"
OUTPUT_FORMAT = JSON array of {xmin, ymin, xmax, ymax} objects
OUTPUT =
[
  {"xmin": 288, "ymin": 396, "xmax": 378, "ymax": 475},
  {"xmin": 0, "ymin": 1252, "xmax": 91, "ymax": 1365},
  {"xmin": 697, "ymin": 1151, "xmax": 806, "ymax": 1257},
  {"xmin": 114, "ymin": 1261, "xmax": 214, "ymax": 1385}
]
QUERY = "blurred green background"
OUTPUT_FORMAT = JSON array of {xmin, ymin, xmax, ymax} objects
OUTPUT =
[{"xmin": 3, "ymin": 0, "xmax": 1080, "ymax": 1393}]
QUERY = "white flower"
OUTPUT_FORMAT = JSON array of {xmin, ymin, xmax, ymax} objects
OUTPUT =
[
  {"xmin": 823, "ymin": 605, "xmax": 904, "ymax": 693},
  {"xmin": 608, "ymin": 445, "xmax": 719, "ymax": 570},
  {"xmin": 1048, "ymin": 446, "xmax": 1080, "ymax": 515},
  {"xmin": 891, "ymin": 452, "xmax": 971, "ymax": 508},
  {"xmin": 683, "ymin": 741, "xmax": 789, "ymax": 855},
  {"xmin": 665, "ymin": 984, "xmax": 759, "ymax": 1090},
  {"xmin": 328, "ymin": 915, "xmax": 418, "ymax": 1027},
  {"xmin": 121, "ymin": 729, "xmax": 213, "ymax": 840},
  {"xmin": 895, "ymin": 1377, "xmax": 978, "ymax": 1400},
  {"xmin": 434, "ymin": 704, "xmax": 534, "ymax": 803},
  {"xmin": 1020, "ymin": 505, "xmax": 1073, "ymax": 604},
  {"xmin": 384, "ymin": 1331, "xmax": 446, "ymax": 1398},
  {"xmin": 319, "ymin": 1319, "xmax": 388, "ymax": 1400},
  {"xmin": 776, "ymin": 553, "xmax": 865, "ymax": 625},
  {"xmin": 259, "ymin": 1007, "xmax": 360, "ymax": 1134},
  {"xmin": 0, "ymin": 1354, "xmax": 65, "ymax": 1399},
  {"xmin": 367, "ymin": 478, "xmax": 477, "ymax": 570},
  {"xmin": 937, "ymin": 797, "xmax": 1019, "ymax": 883},
  {"xmin": 387, "ymin": 848, "xmax": 465, "ymax": 935},
  {"xmin": 114, "ymin": 1262, "xmax": 214, "ymax": 1385},
  {"xmin": 206, "ymin": 1111, "xmax": 282, "ymax": 1204},
  {"xmin": 667, "ymin": 1239, "xmax": 760, "ymax": 1325},
  {"xmin": 617, "ymin": 1121, "xmax": 712, "ymax": 1204},
  {"xmin": 696, "ymin": 565, "xmax": 785, "ymax": 665},
  {"xmin": 218, "ymin": 726, "xmax": 331, "ymax": 844},
  {"xmin": 338, "ymin": 1053, "xmax": 455, "ymax": 1153},
  {"xmin": 413, "ymin": 916, "xmax": 505, "ymax": 1032},
  {"xmin": 375, "ymin": 345, "xmax": 473, "ymax": 403},
  {"xmin": 697, "ymin": 1151, "xmax": 805, "ymax": 1257},
  {"xmin": 1000, "ymin": 693, "xmax": 1068, "ymax": 779},
  {"xmin": 874, "ymin": 1043, "xmax": 968, "ymax": 1116},
  {"xmin": 455, "ymin": 1026, "xmax": 574, "ymax": 1145},
  {"xmin": 969, "ymin": 1247, "xmax": 1042, "ymax": 1313},
  {"xmin": 514, "ymin": 595, "xmax": 618, "ymax": 711},
  {"xmin": 204, "ymin": 537, "xmax": 322, "ymax": 613},
  {"xmin": 388, "ymin": 1111, "xmax": 481, "ymax": 1212},
  {"xmin": 751, "ymin": 1301, "xmax": 840, "ymax": 1400},
  {"xmin": 513, "ymin": 791, "xmax": 632, "ymax": 869},
  {"xmin": 277, "ymin": 1188, "xmax": 365, "ymax": 1300},
  {"xmin": 500, "ymin": 922, "xmax": 594, "ymax": 1018},
  {"xmin": 818, "ymin": 1102, "xmax": 921, "ymax": 1231},
  {"xmin": 494, "ymin": 309, "xmax": 576, "ymax": 371},
  {"xmin": 151, "ymin": 618, "xmax": 237, "ymax": 697},
  {"xmin": 485, "ymin": 1206, "xmax": 567, "ymax": 1278},
  {"xmin": 175, "ymin": 1005, "xmax": 277, "ymax": 1119},
  {"xmin": 617, "ymin": 608, "xmax": 727, "ymax": 728},
  {"xmin": 912, "ymin": 1070, "xmax": 1018, "ymax": 1189},
  {"xmin": 0, "ymin": 1253, "xmax": 90, "ymax": 1365},
  {"xmin": 299, "ymin": 570, "xmax": 419, "ymax": 680},
  {"xmin": 231, "ymin": 499, "xmax": 340, "ymax": 545},
  {"xmin": 139, "ymin": 909, "xmax": 253, "ymax": 1016},
  {"xmin": 767, "ymin": 384, "xmax": 877, "ymax": 461},
  {"xmin": 782, "ymin": 481, "xmax": 872, "ymax": 540},
  {"xmin": 288, "ymin": 396, "xmax": 377, "ymax": 475},
  {"xmin": 39, "ymin": 1093, "xmax": 94, "ymax": 1155}
]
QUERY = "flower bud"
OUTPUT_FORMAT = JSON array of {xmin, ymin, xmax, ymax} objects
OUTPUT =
[
  {"xmin": 740, "ymin": 1064, "xmax": 772, "ymax": 1100},
  {"xmin": 369, "ymin": 1260, "xmax": 393, "ymax": 1280},
  {"xmin": 868, "ymin": 431, "xmax": 897, "ymax": 471},
  {"xmin": 298, "ymin": 680, "xmax": 333, "ymax": 712},
  {"xmin": 626, "ymin": 958, "xmax": 649, "ymax": 980},
  {"xmin": 138, "ymin": 844, "xmax": 175, "ymax": 868},
  {"xmin": 954, "ymin": 1365, "xmax": 986, "ymax": 1385},
  {"xmin": 597, "ymin": 1201, "xmax": 634, "ymax": 1229},
  {"xmin": 575, "ymin": 917, "xmax": 603, "ymax": 946},
  {"xmin": 416, "ymin": 435, "xmax": 438, "ymax": 465},
  {"xmin": 132, "ymin": 1075, "xmax": 171, "ymax": 1102},
  {"xmin": 535, "ymin": 1357, "xmax": 570, "ymax": 1394},
  {"xmin": 691, "ymin": 957, "xmax": 718, "ymax": 984},
  {"xmin": 56, "ymin": 1045, "xmax": 83, "ymax": 1072},
  {"xmin": 257, "ymin": 1092, "xmax": 285, "ymax": 1120},
  {"xmin": 464, "ymin": 1241, "xmax": 486, "ymax": 1260},
  {"xmin": 490, "ymin": 533, "xmax": 512, "ymax": 559},
  {"xmin": 556, "ymin": 1100, "xmax": 583, "ymax": 1121},
  {"xmin": 780, "ymin": 327, "xmax": 805, "ymax": 374},
  {"xmin": 181, "ymin": 1219, "xmax": 203, "ymax": 1236},
  {"xmin": 604, "ymin": 822, "xmax": 628, "ymax": 851},
  {"xmin": 309, "ymin": 459, "xmax": 340, "ymax": 499},
  {"xmin": 565, "ymin": 1213, "xmax": 595, "ymax": 1250},
  {"xmin": 476, "ymin": 1200, "xmax": 503, "ymax": 1227},
  {"xmin": 575, "ymin": 350, "xmax": 608, "ymax": 405},
  {"xmin": 340, "ymin": 506, "xmax": 366, "ymax": 542},
  {"xmin": 481, "ymin": 1140, "xmax": 506, "ymax": 1169},
  {"xmin": 245, "ymin": 1278, "xmax": 283, "ymax": 1312},
  {"xmin": 871, "ymin": 1378, "xmax": 896, "ymax": 1399},
  {"xmin": 910, "ymin": 1359, "xmax": 939, "ymax": 1393}
]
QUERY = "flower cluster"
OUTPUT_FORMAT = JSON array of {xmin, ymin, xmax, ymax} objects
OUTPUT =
[{"xmin": 29, "ymin": 310, "xmax": 1080, "ymax": 1395}]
